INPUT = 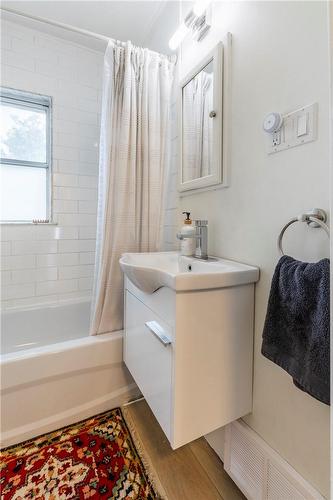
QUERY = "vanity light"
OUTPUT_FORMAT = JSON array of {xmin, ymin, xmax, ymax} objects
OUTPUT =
[
  {"xmin": 193, "ymin": 0, "xmax": 213, "ymax": 17},
  {"xmin": 168, "ymin": 0, "xmax": 212, "ymax": 51},
  {"xmin": 169, "ymin": 22, "xmax": 190, "ymax": 51}
]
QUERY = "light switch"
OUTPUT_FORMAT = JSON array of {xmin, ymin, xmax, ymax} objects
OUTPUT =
[
  {"xmin": 297, "ymin": 114, "xmax": 307, "ymax": 137},
  {"xmin": 266, "ymin": 103, "xmax": 317, "ymax": 155}
]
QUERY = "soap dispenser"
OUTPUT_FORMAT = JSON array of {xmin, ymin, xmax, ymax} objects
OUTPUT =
[{"xmin": 179, "ymin": 211, "xmax": 196, "ymax": 256}]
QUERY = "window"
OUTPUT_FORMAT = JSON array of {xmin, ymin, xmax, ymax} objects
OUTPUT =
[{"xmin": 0, "ymin": 88, "xmax": 52, "ymax": 222}]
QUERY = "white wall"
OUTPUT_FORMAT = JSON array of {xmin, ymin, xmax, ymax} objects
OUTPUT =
[
  {"xmin": 161, "ymin": 1, "xmax": 330, "ymax": 497},
  {"xmin": 0, "ymin": 19, "xmax": 103, "ymax": 310}
]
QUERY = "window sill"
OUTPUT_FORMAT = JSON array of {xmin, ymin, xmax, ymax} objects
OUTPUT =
[{"xmin": 0, "ymin": 222, "xmax": 58, "ymax": 226}]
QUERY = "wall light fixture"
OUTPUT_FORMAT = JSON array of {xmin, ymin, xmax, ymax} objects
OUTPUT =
[{"xmin": 168, "ymin": 0, "xmax": 212, "ymax": 51}]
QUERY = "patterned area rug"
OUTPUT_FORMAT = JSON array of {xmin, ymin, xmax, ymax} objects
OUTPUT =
[{"xmin": 0, "ymin": 408, "xmax": 160, "ymax": 499}]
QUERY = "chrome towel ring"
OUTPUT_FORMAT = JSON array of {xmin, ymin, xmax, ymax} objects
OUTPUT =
[{"xmin": 277, "ymin": 208, "xmax": 330, "ymax": 256}]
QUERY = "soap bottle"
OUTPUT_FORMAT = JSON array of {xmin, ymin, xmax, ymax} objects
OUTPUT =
[{"xmin": 180, "ymin": 211, "xmax": 195, "ymax": 256}]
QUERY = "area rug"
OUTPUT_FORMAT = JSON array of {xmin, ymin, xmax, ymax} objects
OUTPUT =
[{"xmin": 0, "ymin": 407, "xmax": 163, "ymax": 499}]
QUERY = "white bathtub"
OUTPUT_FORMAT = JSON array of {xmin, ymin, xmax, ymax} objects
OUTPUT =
[
  {"xmin": 1, "ymin": 301, "xmax": 91, "ymax": 354},
  {"xmin": 0, "ymin": 301, "xmax": 139, "ymax": 448}
]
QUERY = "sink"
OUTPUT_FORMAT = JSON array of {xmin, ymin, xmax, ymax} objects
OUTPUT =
[{"xmin": 119, "ymin": 252, "xmax": 259, "ymax": 293}]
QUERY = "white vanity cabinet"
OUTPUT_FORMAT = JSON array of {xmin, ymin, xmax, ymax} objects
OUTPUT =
[{"xmin": 124, "ymin": 274, "xmax": 256, "ymax": 450}]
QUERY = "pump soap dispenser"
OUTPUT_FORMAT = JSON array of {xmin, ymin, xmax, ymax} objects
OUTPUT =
[{"xmin": 179, "ymin": 211, "xmax": 195, "ymax": 256}]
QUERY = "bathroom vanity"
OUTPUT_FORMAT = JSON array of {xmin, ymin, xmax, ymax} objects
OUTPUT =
[{"xmin": 121, "ymin": 252, "xmax": 259, "ymax": 449}]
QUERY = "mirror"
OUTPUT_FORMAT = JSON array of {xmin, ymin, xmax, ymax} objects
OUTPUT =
[
  {"xmin": 182, "ymin": 60, "xmax": 214, "ymax": 182},
  {"xmin": 179, "ymin": 42, "xmax": 224, "ymax": 192}
]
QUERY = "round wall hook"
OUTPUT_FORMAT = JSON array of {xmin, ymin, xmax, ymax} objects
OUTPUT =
[
  {"xmin": 304, "ymin": 208, "xmax": 327, "ymax": 228},
  {"xmin": 277, "ymin": 208, "xmax": 329, "ymax": 256}
]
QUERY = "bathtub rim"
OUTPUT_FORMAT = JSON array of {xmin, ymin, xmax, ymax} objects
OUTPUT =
[
  {"xmin": 1, "ymin": 330, "xmax": 121, "ymax": 364},
  {"xmin": 1, "ymin": 330, "xmax": 124, "ymax": 393},
  {"xmin": 1, "ymin": 295, "xmax": 91, "ymax": 314}
]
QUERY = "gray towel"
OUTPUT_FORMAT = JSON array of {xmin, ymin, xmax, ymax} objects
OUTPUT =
[{"xmin": 261, "ymin": 255, "xmax": 330, "ymax": 405}]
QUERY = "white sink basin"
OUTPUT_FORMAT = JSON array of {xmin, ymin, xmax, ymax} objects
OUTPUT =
[{"xmin": 119, "ymin": 252, "xmax": 259, "ymax": 293}]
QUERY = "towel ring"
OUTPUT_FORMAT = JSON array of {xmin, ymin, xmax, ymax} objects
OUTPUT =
[{"xmin": 277, "ymin": 208, "xmax": 330, "ymax": 256}]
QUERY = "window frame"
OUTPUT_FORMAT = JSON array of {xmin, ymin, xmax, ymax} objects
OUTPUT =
[{"xmin": 0, "ymin": 87, "xmax": 53, "ymax": 223}]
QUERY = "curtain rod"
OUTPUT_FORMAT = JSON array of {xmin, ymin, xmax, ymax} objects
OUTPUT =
[
  {"xmin": 1, "ymin": 6, "xmax": 112, "ymax": 44},
  {"xmin": 1, "ymin": 6, "xmax": 175, "ymax": 60}
]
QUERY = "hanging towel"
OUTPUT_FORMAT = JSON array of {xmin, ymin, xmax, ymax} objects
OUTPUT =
[{"xmin": 261, "ymin": 255, "xmax": 330, "ymax": 405}]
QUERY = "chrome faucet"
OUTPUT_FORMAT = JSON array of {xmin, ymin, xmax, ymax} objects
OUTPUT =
[
  {"xmin": 176, "ymin": 219, "xmax": 208, "ymax": 260},
  {"xmin": 193, "ymin": 220, "xmax": 208, "ymax": 259}
]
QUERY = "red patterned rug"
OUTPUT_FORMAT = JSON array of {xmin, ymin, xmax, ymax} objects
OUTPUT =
[{"xmin": 0, "ymin": 408, "xmax": 160, "ymax": 499}]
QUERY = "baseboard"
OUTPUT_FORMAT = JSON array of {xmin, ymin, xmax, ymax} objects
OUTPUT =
[
  {"xmin": 204, "ymin": 427, "xmax": 225, "ymax": 461},
  {"xmin": 224, "ymin": 420, "xmax": 324, "ymax": 500}
]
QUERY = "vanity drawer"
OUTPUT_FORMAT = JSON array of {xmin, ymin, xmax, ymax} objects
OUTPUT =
[
  {"xmin": 124, "ymin": 290, "xmax": 173, "ymax": 439},
  {"xmin": 125, "ymin": 278, "xmax": 176, "ymax": 328}
]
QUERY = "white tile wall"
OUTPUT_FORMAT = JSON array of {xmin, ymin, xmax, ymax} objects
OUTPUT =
[
  {"xmin": 0, "ymin": 20, "xmax": 103, "ymax": 310},
  {"xmin": 79, "ymin": 226, "xmax": 96, "ymax": 239},
  {"xmin": 79, "ymin": 252, "xmax": 95, "ymax": 265},
  {"xmin": 58, "ymin": 265, "xmax": 94, "ymax": 280},
  {"xmin": 162, "ymin": 90, "xmax": 180, "ymax": 251},
  {"xmin": 37, "ymin": 253, "xmax": 80, "ymax": 267}
]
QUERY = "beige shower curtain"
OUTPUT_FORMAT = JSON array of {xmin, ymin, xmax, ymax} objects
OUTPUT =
[{"xmin": 90, "ymin": 41, "xmax": 175, "ymax": 335}]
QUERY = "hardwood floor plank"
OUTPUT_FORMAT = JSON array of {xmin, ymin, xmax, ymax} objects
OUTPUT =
[
  {"xmin": 125, "ymin": 400, "xmax": 243, "ymax": 500},
  {"xmin": 189, "ymin": 439, "xmax": 246, "ymax": 500},
  {"xmin": 126, "ymin": 400, "xmax": 223, "ymax": 499}
]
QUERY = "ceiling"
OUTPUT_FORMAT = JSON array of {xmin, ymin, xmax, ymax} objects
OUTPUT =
[{"xmin": 1, "ymin": 1, "xmax": 180, "ymax": 53}]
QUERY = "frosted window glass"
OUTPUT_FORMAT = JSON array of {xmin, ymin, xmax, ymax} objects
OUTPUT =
[
  {"xmin": 0, "ymin": 103, "xmax": 47, "ymax": 163},
  {"xmin": 0, "ymin": 165, "xmax": 47, "ymax": 221}
]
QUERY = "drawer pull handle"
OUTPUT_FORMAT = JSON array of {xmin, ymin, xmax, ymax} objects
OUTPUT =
[{"xmin": 145, "ymin": 321, "xmax": 171, "ymax": 346}]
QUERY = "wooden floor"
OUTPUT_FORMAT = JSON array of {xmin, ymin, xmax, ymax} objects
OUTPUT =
[{"xmin": 125, "ymin": 400, "xmax": 245, "ymax": 500}]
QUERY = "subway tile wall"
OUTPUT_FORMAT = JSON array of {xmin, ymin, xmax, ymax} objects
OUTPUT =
[
  {"xmin": 0, "ymin": 20, "xmax": 103, "ymax": 310},
  {"xmin": 161, "ymin": 75, "xmax": 180, "ymax": 252}
]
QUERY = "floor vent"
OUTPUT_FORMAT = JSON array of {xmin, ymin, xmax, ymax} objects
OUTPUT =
[{"xmin": 224, "ymin": 420, "xmax": 324, "ymax": 500}]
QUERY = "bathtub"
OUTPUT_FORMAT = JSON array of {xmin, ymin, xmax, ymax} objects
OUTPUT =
[{"xmin": 0, "ymin": 301, "xmax": 139, "ymax": 448}]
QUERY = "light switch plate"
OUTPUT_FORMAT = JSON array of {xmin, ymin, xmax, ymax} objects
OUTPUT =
[
  {"xmin": 266, "ymin": 103, "xmax": 318, "ymax": 155},
  {"xmin": 297, "ymin": 114, "xmax": 307, "ymax": 137}
]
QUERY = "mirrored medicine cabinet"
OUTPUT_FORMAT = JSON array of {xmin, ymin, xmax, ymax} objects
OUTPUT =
[{"xmin": 179, "ymin": 36, "xmax": 230, "ymax": 193}]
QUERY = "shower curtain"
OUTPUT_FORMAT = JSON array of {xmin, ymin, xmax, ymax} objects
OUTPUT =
[{"xmin": 90, "ymin": 41, "xmax": 175, "ymax": 335}]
